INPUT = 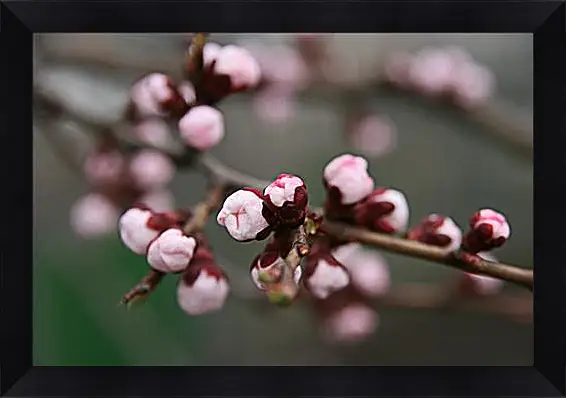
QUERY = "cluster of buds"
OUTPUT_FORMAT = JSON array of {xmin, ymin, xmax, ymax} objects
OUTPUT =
[
  {"xmin": 384, "ymin": 46, "xmax": 495, "ymax": 109},
  {"xmin": 72, "ymin": 37, "xmax": 263, "ymax": 239},
  {"xmin": 185, "ymin": 41, "xmax": 261, "ymax": 105},
  {"xmin": 323, "ymin": 154, "xmax": 410, "ymax": 235},
  {"xmin": 406, "ymin": 210, "xmax": 510, "ymax": 296},
  {"xmin": 216, "ymin": 174, "xmax": 310, "ymax": 305},
  {"xmin": 127, "ymin": 73, "xmax": 227, "ymax": 152},
  {"xmin": 118, "ymin": 205, "xmax": 229, "ymax": 315},
  {"xmin": 126, "ymin": 40, "xmax": 262, "ymax": 154},
  {"xmin": 70, "ymin": 138, "xmax": 175, "ymax": 238},
  {"xmin": 216, "ymin": 155, "xmax": 394, "ymax": 342},
  {"xmin": 312, "ymin": 242, "xmax": 390, "ymax": 343},
  {"xmin": 217, "ymin": 174, "xmax": 309, "ymax": 242}
]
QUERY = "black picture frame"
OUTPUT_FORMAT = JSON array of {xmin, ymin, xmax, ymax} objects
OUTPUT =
[{"xmin": 2, "ymin": 1, "xmax": 565, "ymax": 396}]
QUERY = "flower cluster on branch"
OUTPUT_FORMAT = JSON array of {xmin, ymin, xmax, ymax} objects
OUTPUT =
[{"xmin": 34, "ymin": 33, "xmax": 533, "ymax": 344}]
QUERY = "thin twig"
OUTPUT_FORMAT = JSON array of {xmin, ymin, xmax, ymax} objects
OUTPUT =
[
  {"xmin": 119, "ymin": 269, "xmax": 165, "ymax": 308},
  {"xmin": 264, "ymin": 225, "xmax": 311, "ymax": 306},
  {"xmin": 320, "ymin": 220, "xmax": 533, "ymax": 290},
  {"xmin": 197, "ymin": 153, "xmax": 271, "ymax": 190},
  {"xmin": 379, "ymin": 283, "xmax": 532, "ymax": 324},
  {"xmin": 182, "ymin": 183, "xmax": 227, "ymax": 234},
  {"xmin": 195, "ymin": 155, "xmax": 533, "ymax": 290}
]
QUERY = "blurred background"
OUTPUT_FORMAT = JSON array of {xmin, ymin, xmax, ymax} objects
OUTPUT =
[{"xmin": 33, "ymin": 34, "xmax": 533, "ymax": 366}]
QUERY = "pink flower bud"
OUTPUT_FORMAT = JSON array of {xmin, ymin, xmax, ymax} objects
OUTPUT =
[
  {"xmin": 459, "ymin": 252, "xmax": 504, "ymax": 296},
  {"xmin": 70, "ymin": 193, "xmax": 119, "ymax": 238},
  {"xmin": 147, "ymin": 228, "xmax": 197, "ymax": 273},
  {"xmin": 177, "ymin": 263, "xmax": 230, "ymax": 316},
  {"xmin": 450, "ymin": 62, "xmax": 494, "ymax": 109},
  {"xmin": 406, "ymin": 214, "xmax": 462, "ymax": 252},
  {"xmin": 409, "ymin": 48, "xmax": 456, "ymax": 96},
  {"xmin": 323, "ymin": 154, "xmax": 375, "ymax": 205},
  {"xmin": 132, "ymin": 119, "xmax": 171, "ymax": 149},
  {"xmin": 323, "ymin": 304, "xmax": 378, "ymax": 343},
  {"xmin": 118, "ymin": 207, "xmax": 161, "ymax": 254},
  {"xmin": 255, "ymin": 44, "xmax": 309, "ymax": 90},
  {"xmin": 189, "ymin": 41, "xmax": 222, "ymax": 68},
  {"xmin": 264, "ymin": 174, "xmax": 306, "ymax": 207},
  {"xmin": 304, "ymin": 256, "xmax": 350, "ymax": 300},
  {"xmin": 177, "ymin": 81, "xmax": 196, "ymax": 105},
  {"xmin": 253, "ymin": 86, "xmax": 296, "ymax": 125},
  {"xmin": 332, "ymin": 244, "xmax": 391, "ymax": 297},
  {"xmin": 130, "ymin": 73, "xmax": 176, "ymax": 117},
  {"xmin": 129, "ymin": 150, "xmax": 175, "ymax": 190},
  {"xmin": 383, "ymin": 52, "xmax": 414, "ymax": 88},
  {"xmin": 354, "ymin": 188, "xmax": 409, "ymax": 234},
  {"xmin": 83, "ymin": 150, "xmax": 125, "ymax": 186},
  {"xmin": 263, "ymin": 174, "xmax": 308, "ymax": 228},
  {"xmin": 213, "ymin": 45, "xmax": 261, "ymax": 91},
  {"xmin": 348, "ymin": 114, "xmax": 397, "ymax": 158},
  {"xmin": 217, "ymin": 189, "xmax": 271, "ymax": 242},
  {"xmin": 136, "ymin": 190, "xmax": 175, "ymax": 213},
  {"xmin": 463, "ymin": 208, "xmax": 510, "ymax": 253},
  {"xmin": 178, "ymin": 105, "xmax": 225, "ymax": 151}
]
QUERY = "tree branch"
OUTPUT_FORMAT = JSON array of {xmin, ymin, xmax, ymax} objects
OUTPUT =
[
  {"xmin": 379, "ymin": 283, "xmax": 532, "ymax": 324},
  {"xmin": 320, "ymin": 220, "xmax": 533, "ymax": 290},
  {"xmin": 196, "ymin": 156, "xmax": 533, "ymax": 290}
]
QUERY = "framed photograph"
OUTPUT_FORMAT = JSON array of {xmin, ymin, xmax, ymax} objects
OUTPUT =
[{"xmin": 2, "ymin": 1, "xmax": 564, "ymax": 396}]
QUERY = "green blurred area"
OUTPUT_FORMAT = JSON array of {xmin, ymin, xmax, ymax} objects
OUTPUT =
[{"xmin": 34, "ymin": 34, "xmax": 533, "ymax": 366}]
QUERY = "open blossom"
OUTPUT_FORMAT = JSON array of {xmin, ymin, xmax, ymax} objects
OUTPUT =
[
  {"xmin": 304, "ymin": 253, "xmax": 350, "ymax": 300},
  {"xmin": 354, "ymin": 188, "xmax": 410, "ymax": 234},
  {"xmin": 178, "ymin": 105, "xmax": 225, "ymax": 151},
  {"xmin": 323, "ymin": 154, "xmax": 375, "ymax": 205},
  {"xmin": 332, "ymin": 244, "xmax": 391, "ymax": 297},
  {"xmin": 130, "ymin": 73, "xmax": 176, "ymax": 117},
  {"xmin": 459, "ymin": 252, "xmax": 504, "ymax": 296},
  {"xmin": 323, "ymin": 304, "xmax": 378, "ymax": 343},
  {"xmin": 463, "ymin": 208, "xmax": 510, "ymax": 253},
  {"xmin": 83, "ymin": 150, "xmax": 125, "ymax": 186},
  {"xmin": 217, "ymin": 189, "xmax": 271, "ymax": 242},
  {"xmin": 147, "ymin": 228, "xmax": 197, "ymax": 273},
  {"xmin": 129, "ymin": 150, "xmax": 175, "ymax": 190},
  {"xmin": 406, "ymin": 214, "xmax": 462, "ymax": 251},
  {"xmin": 213, "ymin": 45, "xmax": 262, "ymax": 91},
  {"xmin": 118, "ymin": 207, "xmax": 161, "ymax": 254},
  {"xmin": 70, "ymin": 193, "xmax": 119, "ymax": 238}
]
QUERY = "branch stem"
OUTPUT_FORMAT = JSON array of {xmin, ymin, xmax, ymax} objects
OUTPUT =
[{"xmin": 320, "ymin": 220, "xmax": 533, "ymax": 290}]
